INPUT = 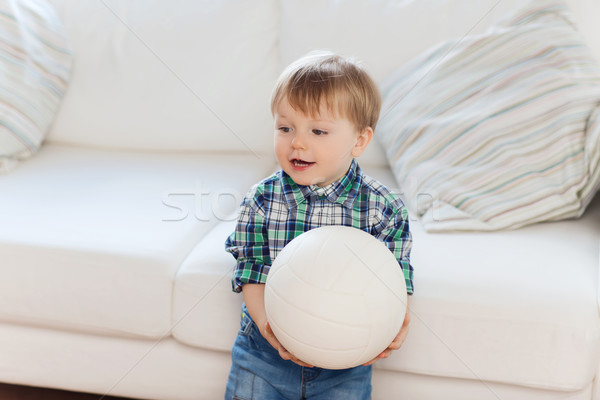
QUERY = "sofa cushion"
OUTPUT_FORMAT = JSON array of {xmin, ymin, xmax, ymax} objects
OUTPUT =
[
  {"xmin": 44, "ymin": 0, "xmax": 279, "ymax": 156},
  {"xmin": 365, "ymin": 165, "xmax": 600, "ymax": 391},
  {"xmin": 0, "ymin": 144, "xmax": 275, "ymax": 338},
  {"xmin": 0, "ymin": 0, "xmax": 72, "ymax": 173},
  {"xmin": 377, "ymin": 0, "xmax": 600, "ymax": 232}
]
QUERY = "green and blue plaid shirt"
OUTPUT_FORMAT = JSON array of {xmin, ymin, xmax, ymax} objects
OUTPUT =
[{"xmin": 225, "ymin": 160, "xmax": 414, "ymax": 294}]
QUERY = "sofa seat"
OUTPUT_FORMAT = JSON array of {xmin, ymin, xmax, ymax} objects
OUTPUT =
[
  {"xmin": 175, "ymin": 163, "xmax": 600, "ymax": 394},
  {"xmin": 390, "ymin": 200, "xmax": 600, "ymax": 391},
  {"xmin": 369, "ymin": 166, "xmax": 600, "ymax": 392},
  {"xmin": 0, "ymin": 143, "xmax": 275, "ymax": 339}
]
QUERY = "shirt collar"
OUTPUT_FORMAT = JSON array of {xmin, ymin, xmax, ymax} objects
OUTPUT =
[{"xmin": 280, "ymin": 159, "xmax": 362, "ymax": 209}]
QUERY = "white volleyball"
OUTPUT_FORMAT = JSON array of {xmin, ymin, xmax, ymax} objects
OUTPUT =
[{"xmin": 264, "ymin": 225, "xmax": 407, "ymax": 369}]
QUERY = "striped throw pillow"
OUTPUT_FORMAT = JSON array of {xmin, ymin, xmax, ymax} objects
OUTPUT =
[
  {"xmin": 378, "ymin": 0, "xmax": 600, "ymax": 231},
  {"xmin": 0, "ymin": 0, "xmax": 72, "ymax": 173}
]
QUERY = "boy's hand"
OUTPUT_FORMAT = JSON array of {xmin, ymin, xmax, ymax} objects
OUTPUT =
[
  {"xmin": 362, "ymin": 300, "xmax": 411, "ymax": 366},
  {"xmin": 260, "ymin": 321, "xmax": 314, "ymax": 368}
]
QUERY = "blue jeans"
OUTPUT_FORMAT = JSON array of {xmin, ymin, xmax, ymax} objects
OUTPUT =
[{"xmin": 225, "ymin": 304, "xmax": 372, "ymax": 400}]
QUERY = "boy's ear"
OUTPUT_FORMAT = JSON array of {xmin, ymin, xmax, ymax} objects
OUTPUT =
[{"xmin": 351, "ymin": 127, "xmax": 374, "ymax": 157}]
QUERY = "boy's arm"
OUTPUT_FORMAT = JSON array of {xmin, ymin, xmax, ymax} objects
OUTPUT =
[
  {"xmin": 228, "ymin": 185, "xmax": 311, "ymax": 366},
  {"xmin": 378, "ymin": 204, "xmax": 414, "ymax": 295},
  {"xmin": 363, "ymin": 200, "xmax": 414, "ymax": 365},
  {"xmin": 226, "ymin": 194, "xmax": 271, "ymax": 292},
  {"xmin": 242, "ymin": 283, "xmax": 313, "ymax": 368}
]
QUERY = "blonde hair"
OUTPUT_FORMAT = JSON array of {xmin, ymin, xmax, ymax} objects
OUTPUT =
[{"xmin": 271, "ymin": 52, "xmax": 381, "ymax": 131}]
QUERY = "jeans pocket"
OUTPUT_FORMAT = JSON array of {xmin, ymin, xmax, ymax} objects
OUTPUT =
[
  {"xmin": 238, "ymin": 304, "xmax": 274, "ymax": 353},
  {"xmin": 239, "ymin": 307, "xmax": 254, "ymax": 337}
]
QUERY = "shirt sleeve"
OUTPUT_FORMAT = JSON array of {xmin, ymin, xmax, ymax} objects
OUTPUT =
[
  {"xmin": 375, "ymin": 202, "xmax": 414, "ymax": 295},
  {"xmin": 225, "ymin": 188, "xmax": 272, "ymax": 293}
]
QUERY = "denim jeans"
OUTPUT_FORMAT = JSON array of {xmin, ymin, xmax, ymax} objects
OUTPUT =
[{"xmin": 224, "ymin": 304, "xmax": 372, "ymax": 400}]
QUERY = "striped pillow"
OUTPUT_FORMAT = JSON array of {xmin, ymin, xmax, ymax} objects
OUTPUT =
[
  {"xmin": 378, "ymin": 0, "xmax": 600, "ymax": 231},
  {"xmin": 0, "ymin": 0, "xmax": 72, "ymax": 173}
]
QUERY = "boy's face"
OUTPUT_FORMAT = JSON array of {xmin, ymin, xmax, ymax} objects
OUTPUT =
[{"xmin": 274, "ymin": 98, "xmax": 372, "ymax": 187}]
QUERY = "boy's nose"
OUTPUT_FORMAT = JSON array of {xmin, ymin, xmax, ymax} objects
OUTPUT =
[{"xmin": 291, "ymin": 134, "xmax": 306, "ymax": 149}]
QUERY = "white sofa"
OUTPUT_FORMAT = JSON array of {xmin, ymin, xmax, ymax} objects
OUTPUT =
[{"xmin": 1, "ymin": 1, "xmax": 599, "ymax": 399}]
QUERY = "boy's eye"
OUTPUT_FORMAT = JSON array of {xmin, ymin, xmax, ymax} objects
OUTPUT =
[
  {"xmin": 278, "ymin": 127, "xmax": 291, "ymax": 133},
  {"xmin": 312, "ymin": 129, "xmax": 327, "ymax": 136}
]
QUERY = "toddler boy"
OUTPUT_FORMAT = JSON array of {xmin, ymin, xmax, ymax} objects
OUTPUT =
[{"xmin": 224, "ymin": 51, "xmax": 414, "ymax": 400}]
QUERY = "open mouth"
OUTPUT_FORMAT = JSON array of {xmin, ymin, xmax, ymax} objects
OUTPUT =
[{"xmin": 291, "ymin": 159, "xmax": 315, "ymax": 168}]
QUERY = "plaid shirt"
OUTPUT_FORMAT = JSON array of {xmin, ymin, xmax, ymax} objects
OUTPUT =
[{"xmin": 225, "ymin": 160, "xmax": 414, "ymax": 294}]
